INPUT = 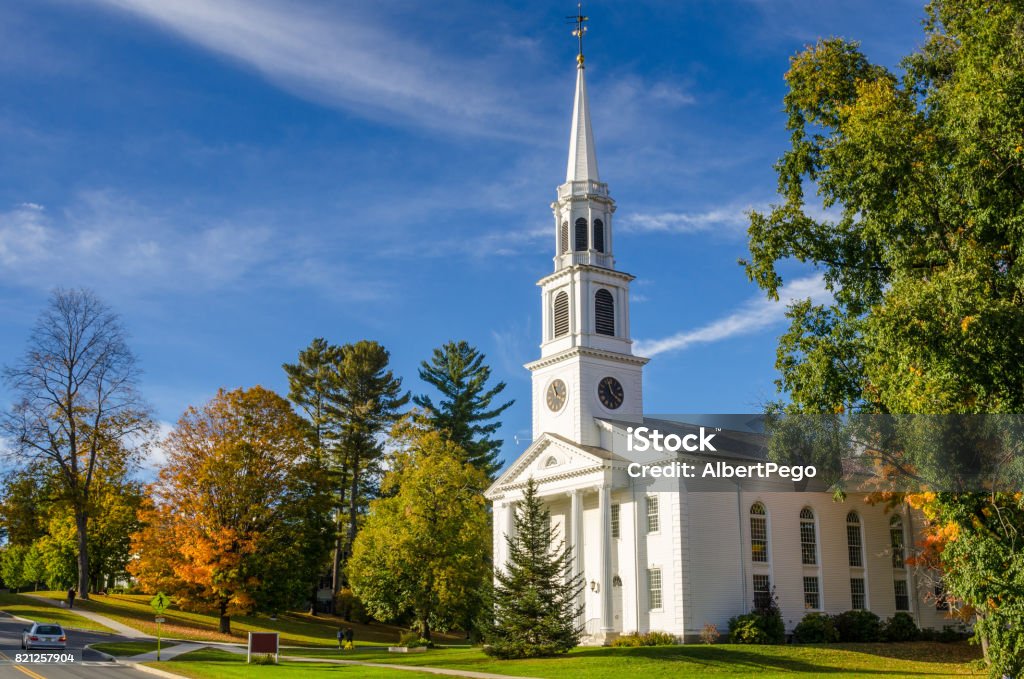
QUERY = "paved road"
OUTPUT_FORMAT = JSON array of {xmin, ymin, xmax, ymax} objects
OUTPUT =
[{"xmin": 0, "ymin": 617, "xmax": 154, "ymax": 679}]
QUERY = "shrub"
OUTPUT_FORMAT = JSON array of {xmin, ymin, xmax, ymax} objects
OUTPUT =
[
  {"xmin": 727, "ymin": 609, "xmax": 785, "ymax": 645},
  {"xmin": 700, "ymin": 623, "xmax": 720, "ymax": 644},
  {"xmin": 883, "ymin": 612, "xmax": 919, "ymax": 642},
  {"xmin": 610, "ymin": 631, "xmax": 677, "ymax": 647},
  {"xmin": 834, "ymin": 610, "xmax": 883, "ymax": 642},
  {"xmin": 793, "ymin": 612, "xmax": 839, "ymax": 643},
  {"xmin": 398, "ymin": 631, "xmax": 430, "ymax": 648},
  {"xmin": 250, "ymin": 654, "xmax": 276, "ymax": 665}
]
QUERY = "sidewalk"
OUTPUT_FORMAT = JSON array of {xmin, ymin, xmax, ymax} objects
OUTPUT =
[
  {"xmin": 22, "ymin": 593, "xmax": 151, "ymax": 639},
  {"xmin": 126, "ymin": 641, "xmax": 245, "ymax": 661}
]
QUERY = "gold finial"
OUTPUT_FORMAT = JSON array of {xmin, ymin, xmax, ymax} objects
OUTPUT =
[{"xmin": 569, "ymin": 2, "xmax": 588, "ymax": 67}]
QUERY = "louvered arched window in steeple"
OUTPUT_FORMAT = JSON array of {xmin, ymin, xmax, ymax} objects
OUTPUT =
[
  {"xmin": 595, "ymin": 289, "xmax": 615, "ymax": 336},
  {"xmin": 575, "ymin": 218, "xmax": 588, "ymax": 251},
  {"xmin": 560, "ymin": 221, "xmax": 569, "ymax": 254},
  {"xmin": 553, "ymin": 291, "xmax": 570, "ymax": 338},
  {"xmin": 593, "ymin": 219, "xmax": 605, "ymax": 253}
]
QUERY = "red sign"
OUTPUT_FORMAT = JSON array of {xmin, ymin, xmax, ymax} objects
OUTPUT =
[{"xmin": 248, "ymin": 632, "xmax": 280, "ymax": 663}]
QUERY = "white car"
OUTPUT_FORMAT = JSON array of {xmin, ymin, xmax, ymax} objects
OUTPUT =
[{"xmin": 21, "ymin": 623, "xmax": 67, "ymax": 650}]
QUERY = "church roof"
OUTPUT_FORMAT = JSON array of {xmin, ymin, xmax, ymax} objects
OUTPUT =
[
  {"xmin": 566, "ymin": 64, "xmax": 600, "ymax": 183},
  {"xmin": 597, "ymin": 416, "xmax": 771, "ymax": 462}
]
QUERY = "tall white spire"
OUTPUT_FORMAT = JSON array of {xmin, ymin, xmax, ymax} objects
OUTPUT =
[{"xmin": 566, "ymin": 62, "xmax": 600, "ymax": 183}]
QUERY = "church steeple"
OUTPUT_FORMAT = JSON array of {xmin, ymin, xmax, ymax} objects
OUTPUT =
[
  {"xmin": 551, "ymin": 37, "xmax": 616, "ymax": 272},
  {"xmin": 527, "ymin": 16, "xmax": 647, "ymax": 447},
  {"xmin": 566, "ymin": 54, "xmax": 599, "ymax": 183}
]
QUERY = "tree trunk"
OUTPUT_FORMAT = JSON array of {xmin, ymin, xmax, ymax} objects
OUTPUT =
[
  {"xmin": 219, "ymin": 599, "xmax": 231, "ymax": 635},
  {"xmin": 420, "ymin": 617, "xmax": 431, "ymax": 643},
  {"xmin": 74, "ymin": 508, "xmax": 91, "ymax": 600},
  {"xmin": 345, "ymin": 460, "xmax": 360, "ymax": 569}
]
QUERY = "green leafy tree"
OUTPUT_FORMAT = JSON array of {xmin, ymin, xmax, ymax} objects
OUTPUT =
[
  {"xmin": 482, "ymin": 477, "xmax": 584, "ymax": 659},
  {"xmin": 1, "ymin": 289, "xmax": 154, "ymax": 599},
  {"xmin": 745, "ymin": 2, "xmax": 1024, "ymax": 675},
  {"xmin": 348, "ymin": 426, "xmax": 490, "ymax": 641},
  {"xmin": 414, "ymin": 340, "xmax": 514, "ymax": 480}
]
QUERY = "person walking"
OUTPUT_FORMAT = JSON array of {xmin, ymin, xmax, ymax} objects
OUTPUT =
[
  {"xmin": 67, "ymin": 588, "xmax": 76, "ymax": 610},
  {"xmin": 337, "ymin": 627, "xmax": 345, "ymax": 649}
]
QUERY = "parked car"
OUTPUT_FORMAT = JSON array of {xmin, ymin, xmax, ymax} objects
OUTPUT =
[{"xmin": 21, "ymin": 623, "xmax": 67, "ymax": 650}]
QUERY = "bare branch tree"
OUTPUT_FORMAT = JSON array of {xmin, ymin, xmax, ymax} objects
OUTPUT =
[{"xmin": 1, "ymin": 288, "xmax": 153, "ymax": 599}]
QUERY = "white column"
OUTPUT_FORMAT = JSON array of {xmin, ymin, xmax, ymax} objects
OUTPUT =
[
  {"xmin": 599, "ymin": 484, "xmax": 614, "ymax": 633},
  {"xmin": 502, "ymin": 501, "xmax": 516, "ymax": 572},
  {"xmin": 570, "ymin": 489, "xmax": 584, "ymax": 624}
]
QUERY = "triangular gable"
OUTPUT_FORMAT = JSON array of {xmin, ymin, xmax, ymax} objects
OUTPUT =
[{"xmin": 484, "ymin": 433, "xmax": 614, "ymax": 499}]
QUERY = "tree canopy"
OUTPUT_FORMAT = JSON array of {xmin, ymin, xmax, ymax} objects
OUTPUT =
[
  {"xmin": 414, "ymin": 340, "xmax": 514, "ymax": 480},
  {"xmin": 746, "ymin": 2, "xmax": 1024, "ymax": 675}
]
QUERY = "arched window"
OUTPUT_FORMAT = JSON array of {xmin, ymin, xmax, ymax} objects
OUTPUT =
[
  {"xmin": 574, "ymin": 217, "xmax": 588, "ymax": 251},
  {"xmin": 890, "ymin": 515, "xmax": 905, "ymax": 568},
  {"xmin": 799, "ymin": 508, "xmax": 817, "ymax": 565},
  {"xmin": 593, "ymin": 219, "xmax": 605, "ymax": 253},
  {"xmin": 595, "ymin": 289, "xmax": 615, "ymax": 336},
  {"xmin": 560, "ymin": 221, "xmax": 569, "ymax": 254},
  {"xmin": 553, "ymin": 292, "xmax": 569, "ymax": 338},
  {"xmin": 544, "ymin": 456, "xmax": 559, "ymax": 468},
  {"xmin": 750, "ymin": 502, "xmax": 768, "ymax": 563},
  {"xmin": 846, "ymin": 511, "xmax": 863, "ymax": 567}
]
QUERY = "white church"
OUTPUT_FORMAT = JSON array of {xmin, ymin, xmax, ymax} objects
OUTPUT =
[{"xmin": 484, "ymin": 44, "xmax": 951, "ymax": 644}]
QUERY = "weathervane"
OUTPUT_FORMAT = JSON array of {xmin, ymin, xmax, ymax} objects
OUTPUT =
[{"xmin": 569, "ymin": 2, "xmax": 588, "ymax": 66}]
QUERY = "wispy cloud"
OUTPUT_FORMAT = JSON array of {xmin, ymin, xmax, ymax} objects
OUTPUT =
[
  {"xmin": 0, "ymin": 192, "xmax": 386, "ymax": 299},
  {"xmin": 621, "ymin": 203, "xmax": 765, "ymax": 236},
  {"xmin": 633, "ymin": 275, "xmax": 831, "ymax": 357},
  {"xmin": 83, "ymin": 0, "xmax": 544, "ymax": 139}
]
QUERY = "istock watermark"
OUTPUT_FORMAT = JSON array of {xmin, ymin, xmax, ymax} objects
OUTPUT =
[{"xmin": 626, "ymin": 460, "xmax": 817, "ymax": 482}]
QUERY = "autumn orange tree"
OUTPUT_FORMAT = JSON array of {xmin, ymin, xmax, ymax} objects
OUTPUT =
[{"xmin": 130, "ymin": 386, "xmax": 331, "ymax": 634}]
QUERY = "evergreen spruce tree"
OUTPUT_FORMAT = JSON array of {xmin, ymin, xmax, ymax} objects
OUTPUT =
[
  {"xmin": 483, "ymin": 478, "xmax": 584, "ymax": 659},
  {"xmin": 414, "ymin": 340, "xmax": 513, "ymax": 480}
]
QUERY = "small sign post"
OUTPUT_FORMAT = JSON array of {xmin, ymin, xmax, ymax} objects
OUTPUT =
[
  {"xmin": 248, "ymin": 632, "xmax": 280, "ymax": 664},
  {"xmin": 150, "ymin": 593, "xmax": 171, "ymax": 661}
]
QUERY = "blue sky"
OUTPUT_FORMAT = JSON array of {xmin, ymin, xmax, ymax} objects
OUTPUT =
[{"xmin": 0, "ymin": 0, "xmax": 928, "ymax": 472}]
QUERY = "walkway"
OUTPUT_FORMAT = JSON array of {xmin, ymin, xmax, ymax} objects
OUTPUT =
[{"xmin": 22, "ymin": 593, "xmax": 151, "ymax": 639}]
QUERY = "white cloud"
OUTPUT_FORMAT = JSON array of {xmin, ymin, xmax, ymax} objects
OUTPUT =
[
  {"xmin": 83, "ymin": 0, "xmax": 543, "ymax": 139},
  {"xmin": 0, "ymin": 191, "xmax": 386, "ymax": 299},
  {"xmin": 633, "ymin": 275, "xmax": 831, "ymax": 357},
  {"xmin": 621, "ymin": 203, "xmax": 765, "ymax": 236}
]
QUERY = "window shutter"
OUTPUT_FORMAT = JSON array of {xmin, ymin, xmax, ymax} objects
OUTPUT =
[
  {"xmin": 595, "ymin": 289, "xmax": 615, "ymax": 336},
  {"xmin": 575, "ymin": 218, "xmax": 588, "ymax": 251},
  {"xmin": 553, "ymin": 292, "xmax": 570, "ymax": 337},
  {"xmin": 560, "ymin": 221, "xmax": 569, "ymax": 254},
  {"xmin": 594, "ymin": 219, "xmax": 605, "ymax": 252}
]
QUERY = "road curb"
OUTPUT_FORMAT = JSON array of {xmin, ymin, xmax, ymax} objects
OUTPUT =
[{"xmin": 122, "ymin": 661, "xmax": 190, "ymax": 679}]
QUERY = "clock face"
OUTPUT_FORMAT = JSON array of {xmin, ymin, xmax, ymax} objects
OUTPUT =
[
  {"xmin": 546, "ymin": 379, "xmax": 568, "ymax": 412},
  {"xmin": 597, "ymin": 376, "xmax": 624, "ymax": 410}
]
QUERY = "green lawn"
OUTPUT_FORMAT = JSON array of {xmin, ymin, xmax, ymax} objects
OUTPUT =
[
  {"xmin": 0, "ymin": 592, "xmax": 116, "ymax": 633},
  {"xmin": 90, "ymin": 640, "xmax": 178, "ymax": 656},
  {"xmin": 147, "ymin": 648, "xmax": 441, "ymax": 678},
  {"xmin": 29, "ymin": 590, "xmax": 452, "ymax": 646},
  {"xmin": 156, "ymin": 642, "xmax": 983, "ymax": 679}
]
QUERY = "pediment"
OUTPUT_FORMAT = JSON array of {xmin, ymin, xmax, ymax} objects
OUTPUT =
[{"xmin": 484, "ymin": 433, "xmax": 620, "ymax": 499}]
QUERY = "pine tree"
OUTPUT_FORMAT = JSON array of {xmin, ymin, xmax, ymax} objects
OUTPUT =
[
  {"xmin": 483, "ymin": 478, "xmax": 584, "ymax": 659},
  {"xmin": 414, "ymin": 340, "xmax": 513, "ymax": 480}
]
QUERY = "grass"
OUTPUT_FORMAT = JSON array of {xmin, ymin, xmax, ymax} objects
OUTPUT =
[
  {"xmin": 0, "ymin": 592, "xmax": 116, "ymax": 633},
  {"xmin": 28, "ymin": 590, "xmax": 462, "ymax": 647},
  {"xmin": 90, "ymin": 640, "xmax": 178, "ymax": 656},
  {"xmin": 279, "ymin": 642, "xmax": 985, "ymax": 678},
  {"xmin": 147, "ymin": 647, "xmax": 442, "ymax": 678}
]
